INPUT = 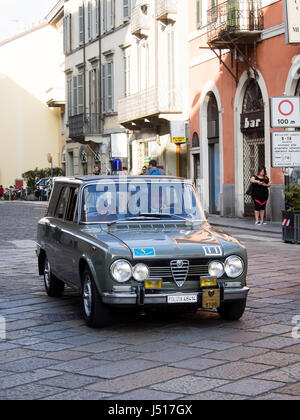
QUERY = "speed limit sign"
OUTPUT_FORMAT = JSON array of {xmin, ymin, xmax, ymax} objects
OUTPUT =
[{"xmin": 270, "ymin": 97, "xmax": 300, "ymax": 128}]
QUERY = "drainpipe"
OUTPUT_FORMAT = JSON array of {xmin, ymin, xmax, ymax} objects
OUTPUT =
[
  {"xmin": 98, "ymin": 0, "xmax": 103, "ymax": 133},
  {"xmin": 83, "ymin": 0, "xmax": 86, "ymax": 125}
]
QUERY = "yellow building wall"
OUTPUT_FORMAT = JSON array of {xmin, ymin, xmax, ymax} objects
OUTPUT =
[{"xmin": 0, "ymin": 73, "xmax": 61, "ymax": 187}]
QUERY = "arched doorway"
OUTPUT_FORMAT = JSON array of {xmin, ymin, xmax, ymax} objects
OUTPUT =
[
  {"xmin": 241, "ymin": 79, "xmax": 265, "ymax": 216},
  {"xmin": 207, "ymin": 93, "xmax": 220, "ymax": 214},
  {"xmin": 191, "ymin": 132, "xmax": 200, "ymax": 188}
]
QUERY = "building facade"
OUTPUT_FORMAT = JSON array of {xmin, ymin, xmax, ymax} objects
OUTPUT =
[
  {"xmin": 189, "ymin": 0, "xmax": 300, "ymax": 220},
  {"xmin": 63, "ymin": 0, "xmax": 189, "ymax": 177},
  {"xmin": 0, "ymin": 1, "xmax": 65, "ymax": 188}
]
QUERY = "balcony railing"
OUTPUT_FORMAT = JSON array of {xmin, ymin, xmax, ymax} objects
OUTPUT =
[
  {"xmin": 118, "ymin": 86, "xmax": 182, "ymax": 124},
  {"xmin": 156, "ymin": 0, "xmax": 178, "ymax": 22},
  {"xmin": 131, "ymin": 3, "xmax": 151, "ymax": 38},
  {"xmin": 69, "ymin": 113, "xmax": 101, "ymax": 138},
  {"xmin": 207, "ymin": 0, "xmax": 264, "ymax": 45}
]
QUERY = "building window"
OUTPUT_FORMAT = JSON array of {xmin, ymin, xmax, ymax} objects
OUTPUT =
[
  {"xmin": 123, "ymin": 0, "xmax": 131, "ymax": 22},
  {"xmin": 103, "ymin": 0, "xmax": 114, "ymax": 33},
  {"xmin": 192, "ymin": 132, "xmax": 200, "ymax": 148},
  {"xmin": 124, "ymin": 48, "xmax": 131, "ymax": 97},
  {"xmin": 73, "ymin": 73, "xmax": 84, "ymax": 115},
  {"xmin": 197, "ymin": 0, "xmax": 203, "ymax": 28},
  {"xmin": 88, "ymin": 0, "xmax": 100, "ymax": 40},
  {"xmin": 79, "ymin": 6, "xmax": 84, "ymax": 46},
  {"xmin": 67, "ymin": 77, "xmax": 73, "ymax": 116},
  {"xmin": 102, "ymin": 59, "xmax": 114, "ymax": 113},
  {"xmin": 138, "ymin": 41, "xmax": 149, "ymax": 92},
  {"xmin": 63, "ymin": 14, "xmax": 72, "ymax": 53}
]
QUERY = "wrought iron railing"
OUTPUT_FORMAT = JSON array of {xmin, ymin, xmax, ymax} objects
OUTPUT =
[
  {"xmin": 69, "ymin": 113, "xmax": 101, "ymax": 138},
  {"xmin": 207, "ymin": 0, "xmax": 264, "ymax": 43}
]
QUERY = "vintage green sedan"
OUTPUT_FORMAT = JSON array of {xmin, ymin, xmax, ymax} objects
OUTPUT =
[{"xmin": 36, "ymin": 176, "xmax": 249, "ymax": 327}]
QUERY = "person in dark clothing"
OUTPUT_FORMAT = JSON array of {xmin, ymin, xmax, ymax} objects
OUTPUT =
[{"xmin": 250, "ymin": 166, "xmax": 271, "ymax": 225}]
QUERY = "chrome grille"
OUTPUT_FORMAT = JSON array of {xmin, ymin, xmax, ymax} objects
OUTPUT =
[
  {"xmin": 149, "ymin": 264, "xmax": 208, "ymax": 279},
  {"xmin": 170, "ymin": 260, "xmax": 189, "ymax": 288}
]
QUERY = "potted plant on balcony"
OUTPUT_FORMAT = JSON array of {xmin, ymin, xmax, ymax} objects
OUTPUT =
[{"xmin": 282, "ymin": 183, "xmax": 300, "ymax": 243}]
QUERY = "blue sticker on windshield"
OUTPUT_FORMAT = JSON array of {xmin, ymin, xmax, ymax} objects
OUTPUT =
[{"xmin": 133, "ymin": 248, "xmax": 156, "ymax": 257}]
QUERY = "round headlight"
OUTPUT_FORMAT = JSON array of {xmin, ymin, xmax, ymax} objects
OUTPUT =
[
  {"xmin": 133, "ymin": 264, "xmax": 149, "ymax": 282},
  {"xmin": 224, "ymin": 256, "xmax": 244, "ymax": 278},
  {"xmin": 110, "ymin": 260, "xmax": 132, "ymax": 283},
  {"xmin": 208, "ymin": 261, "xmax": 224, "ymax": 278}
]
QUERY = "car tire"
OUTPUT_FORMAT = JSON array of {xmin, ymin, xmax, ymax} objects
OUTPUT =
[
  {"xmin": 217, "ymin": 299, "xmax": 246, "ymax": 321},
  {"xmin": 44, "ymin": 256, "xmax": 65, "ymax": 297},
  {"xmin": 82, "ymin": 267, "xmax": 112, "ymax": 328}
]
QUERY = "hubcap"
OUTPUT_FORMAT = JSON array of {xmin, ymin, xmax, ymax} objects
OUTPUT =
[
  {"xmin": 44, "ymin": 259, "xmax": 51, "ymax": 289},
  {"xmin": 83, "ymin": 276, "xmax": 92, "ymax": 318}
]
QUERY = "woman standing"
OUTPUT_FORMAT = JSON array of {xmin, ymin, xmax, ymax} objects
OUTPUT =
[{"xmin": 250, "ymin": 166, "xmax": 271, "ymax": 225}]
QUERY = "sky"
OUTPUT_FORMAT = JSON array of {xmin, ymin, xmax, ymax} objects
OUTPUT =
[{"xmin": 0, "ymin": 0, "xmax": 58, "ymax": 41}]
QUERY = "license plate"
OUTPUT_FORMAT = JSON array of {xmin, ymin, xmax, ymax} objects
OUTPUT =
[
  {"xmin": 167, "ymin": 295, "xmax": 198, "ymax": 304},
  {"xmin": 202, "ymin": 289, "xmax": 220, "ymax": 309}
]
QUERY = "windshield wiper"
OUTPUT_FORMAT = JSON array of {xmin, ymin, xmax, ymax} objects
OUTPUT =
[{"xmin": 107, "ymin": 216, "xmax": 160, "ymax": 226}]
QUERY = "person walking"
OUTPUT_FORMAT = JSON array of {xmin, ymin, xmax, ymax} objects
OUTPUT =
[
  {"xmin": 250, "ymin": 166, "xmax": 271, "ymax": 225},
  {"xmin": 0, "ymin": 185, "xmax": 3, "ymax": 200}
]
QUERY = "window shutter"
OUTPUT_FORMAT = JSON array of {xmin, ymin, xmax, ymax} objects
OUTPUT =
[
  {"xmin": 103, "ymin": 0, "xmax": 107, "ymax": 33},
  {"xmin": 197, "ymin": 0, "xmax": 202, "ymax": 28},
  {"xmin": 78, "ymin": 73, "xmax": 84, "ymax": 114},
  {"xmin": 95, "ymin": 0, "xmax": 100, "ymax": 36},
  {"xmin": 88, "ymin": 1, "xmax": 92, "ymax": 40},
  {"xmin": 109, "ymin": 0, "xmax": 114, "ymax": 30},
  {"xmin": 63, "ymin": 16, "xmax": 67, "ymax": 53},
  {"xmin": 73, "ymin": 76, "xmax": 78, "ymax": 115},
  {"xmin": 102, "ymin": 63, "xmax": 107, "ymax": 113},
  {"xmin": 79, "ymin": 6, "xmax": 84, "ymax": 46},
  {"xmin": 107, "ymin": 60, "xmax": 113, "ymax": 111},
  {"xmin": 123, "ymin": 0, "xmax": 131, "ymax": 21}
]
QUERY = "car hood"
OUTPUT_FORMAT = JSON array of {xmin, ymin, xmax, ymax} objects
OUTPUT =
[{"xmin": 84, "ymin": 222, "xmax": 245, "ymax": 259}]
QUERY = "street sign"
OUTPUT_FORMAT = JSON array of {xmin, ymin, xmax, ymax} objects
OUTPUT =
[
  {"xmin": 170, "ymin": 121, "xmax": 186, "ymax": 144},
  {"xmin": 284, "ymin": 0, "xmax": 300, "ymax": 44},
  {"xmin": 270, "ymin": 97, "xmax": 300, "ymax": 128},
  {"xmin": 271, "ymin": 132, "xmax": 300, "ymax": 168}
]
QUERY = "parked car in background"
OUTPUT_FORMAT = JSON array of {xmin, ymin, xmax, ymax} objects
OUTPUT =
[{"xmin": 36, "ymin": 176, "xmax": 249, "ymax": 328}]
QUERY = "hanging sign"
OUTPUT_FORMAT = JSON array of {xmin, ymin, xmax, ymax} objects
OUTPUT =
[
  {"xmin": 170, "ymin": 121, "xmax": 186, "ymax": 144},
  {"xmin": 271, "ymin": 132, "xmax": 300, "ymax": 168},
  {"xmin": 270, "ymin": 97, "xmax": 300, "ymax": 128},
  {"xmin": 284, "ymin": 0, "xmax": 300, "ymax": 44}
]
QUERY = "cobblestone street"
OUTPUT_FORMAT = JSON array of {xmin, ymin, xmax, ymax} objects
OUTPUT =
[{"xmin": 0, "ymin": 201, "xmax": 300, "ymax": 400}]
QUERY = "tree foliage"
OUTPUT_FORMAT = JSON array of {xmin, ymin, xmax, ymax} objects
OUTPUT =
[
  {"xmin": 22, "ymin": 167, "xmax": 63, "ymax": 188},
  {"xmin": 285, "ymin": 184, "xmax": 300, "ymax": 212}
]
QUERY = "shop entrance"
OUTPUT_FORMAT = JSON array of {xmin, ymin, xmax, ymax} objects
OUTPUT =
[{"xmin": 241, "ymin": 79, "xmax": 265, "ymax": 217}]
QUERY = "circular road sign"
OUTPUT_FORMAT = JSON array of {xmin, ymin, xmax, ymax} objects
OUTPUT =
[{"xmin": 278, "ymin": 100, "xmax": 294, "ymax": 116}]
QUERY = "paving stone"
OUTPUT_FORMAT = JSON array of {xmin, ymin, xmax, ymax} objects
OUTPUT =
[
  {"xmin": 0, "ymin": 357, "xmax": 59, "ymax": 373},
  {"xmin": 106, "ymin": 389, "xmax": 182, "ymax": 400},
  {"xmin": 38, "ymin": 373, "xmax": 98, "ymax": 389},
  {"xmin": 179, "ymin": 391, "xmax": 248, "ymax": 400},
  {"xmin": 38, "ymin": 350, "xmax": 91, "ymax": 361},
  {"xmin": 81, "ymin": 359, "xmax": 163, "ymax": 379},
  {"xmin": 88, "ymin": 366, "xmax": 191, "ymax": 394},
  {"xmin": 91, "ymin": 349, "xmax": 140, "ymax": 362},
  {"xmin": 138, "ymin": 346, "xmax": 209, "ymax": 363},
  {"xmin": 205, "ymin": 346, "xmax": 266, "ymax": 361},
  {"xmin": 252, "ymin": 324, "xmax": 294, "ymax": 335},
  {"xmin": 25, "ymin": 342, "xmax": 75, "ymax": 352},
  {"xmin": 127, "ymin": 340, "xmax": 175, "ymax": 353},
  {"xmin": 281, "ymin": 344, "xmax": 300, "ymax": 355},
  {"xmin": 254, "ymin": 393, "xmax": 300, "ymax": 400},
  {"xmin": 0, "ymin": 348, "xmax": 42, "ymax": 364},
  {"xmin": 151, "ymin": 375, "xmax": 229, "ymax": 394},
  {"xmin": 55, "ymin": 335, "xmax": 107, "ymax": 346},
  {"xmin": 72, "ymin": 342, "xmax": 127, "ymax": 354},
  {"xmin": 254, "ymin": 362, "xmax": 300, "ymax": 383},
  {"xmin": 170, "ymin": 357, "xmax": 226, "ymax": 371},
  {"xmin": 275, "ymin": 383, "xmax": 300, "ymax": 396},
  {"xmin": 47, "ymin": 357, "xmax": 110, "ymax": 373},
  {"xmin": 0, "ymin": 342, "xmax": 19, "ymax": 351},
  {"xmin": 247, "ymin": 337, "xmax": 297, "ymax": 350},
  {"xmin": 42, "ymin": 389, "xmax": 112, "ymax": 400},
  {"xmin": 195, "ymin": 361, "xmax": 271, "ymax": 380},
  {"xmin": 188, "ymin": 340, "xmax": 239, "ymax": 351},
  {"xmin": 0, "ymin": 369, "xmax": 63, "ymax": 391},
  {"xmin": 0, "ymin": 384, "xmax": 64, "ymax": 400},
  {"xmin": 215, "ymin": 379, "xmax": 285, "ymax": 396},
  {"xmin": 245, "ymin": 351, "xmax": 300, "ymax": 367}
]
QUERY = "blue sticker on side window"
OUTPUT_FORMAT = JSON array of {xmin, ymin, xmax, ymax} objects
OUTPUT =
[{"xmin": 133, "ymin": 248, "xmax": 156, "ymax": 257}]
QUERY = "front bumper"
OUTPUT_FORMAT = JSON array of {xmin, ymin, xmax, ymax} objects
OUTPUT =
[{"xmin": 102, "ymin": 287, "xmax": 249, "ymax": 306}]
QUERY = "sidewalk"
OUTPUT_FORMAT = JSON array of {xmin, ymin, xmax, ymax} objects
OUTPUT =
[{"xmin": 208, "ymin": 214, "xmax": 282, "ymax": 235}]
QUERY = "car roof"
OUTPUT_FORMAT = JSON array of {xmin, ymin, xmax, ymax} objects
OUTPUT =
[{"xmin": 53, "ymin": 175, "xmax": 187, "ymax": 184}]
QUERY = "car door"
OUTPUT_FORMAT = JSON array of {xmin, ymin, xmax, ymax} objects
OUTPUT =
[{"xmin": 59, "ymin": 186, "xmax": 81, "ymax": 287}]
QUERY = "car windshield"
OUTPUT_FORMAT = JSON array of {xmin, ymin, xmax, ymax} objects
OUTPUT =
[{"xmin": 81, "ymin": 179, "xmax": 205, "ymax": 224}]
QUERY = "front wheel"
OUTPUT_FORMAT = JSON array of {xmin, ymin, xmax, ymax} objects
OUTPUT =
[
  {"xmin": 44, "ymin": 256, "xmax": 65, "ymax": 297},
  {"xmin": 217, "ymin": 299, "xmax": 246, "ymax": 321},
  {"xmin": 82, "ymin": 268, "xmax": 112, "ymax": 328}
]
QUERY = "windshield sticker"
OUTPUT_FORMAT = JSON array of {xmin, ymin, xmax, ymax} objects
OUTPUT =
[{"xmin": 133, "ymin": 248, "xmax": 156, "ymax": 257}]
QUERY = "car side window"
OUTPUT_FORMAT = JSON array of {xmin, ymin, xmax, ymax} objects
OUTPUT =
[
  {"xmin": 55, "ymin": 187, "xmax": 69, "ymax": 219},
  {"xmin": 65, "ymin": 187, "xmax": 79, "ymax": 222}
]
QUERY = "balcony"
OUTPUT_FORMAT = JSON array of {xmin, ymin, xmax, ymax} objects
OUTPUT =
[
  {"xmin": 68, "ymin": 113, "xmax": 101, "ymax": 139},
  {"xmin": 156, "ymin": 0, "xmax": 178, "ymax": 23},
  {"xmin": 118, "ymin": 86, "xmax": 182, "ymax": 127},
  {"xmin": 207, "ymin": 0, "xmax": 264, "ymax": 49},
  {"xmin": 131, "ymin": 3, "xmax": 151, "ymax": 39}
]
